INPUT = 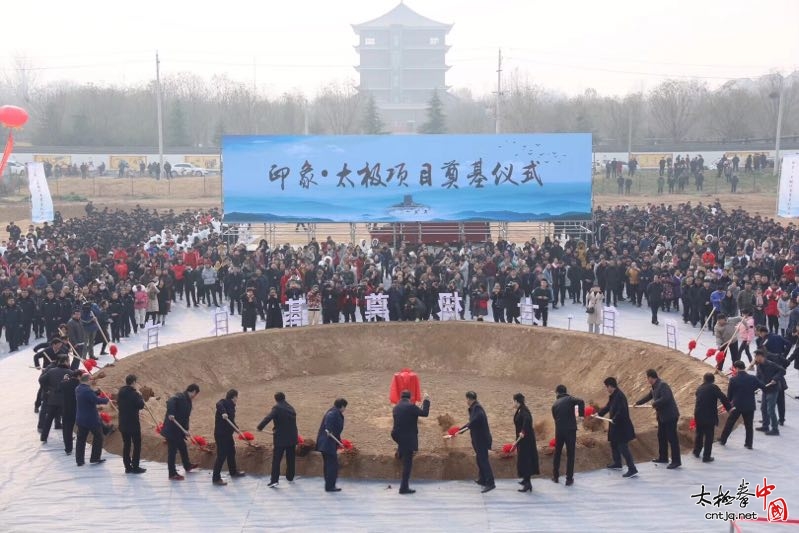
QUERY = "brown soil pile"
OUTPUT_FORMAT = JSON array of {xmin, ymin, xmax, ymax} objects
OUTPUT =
[{"xmin": 95, "ymin": 322, "xmax": 725, "ymax": 480}]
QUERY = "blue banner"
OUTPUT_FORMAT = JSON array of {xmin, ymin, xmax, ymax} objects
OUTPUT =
[{"xmin": 222, "ymin": 134, "xmax": 592, "ymax": 222}]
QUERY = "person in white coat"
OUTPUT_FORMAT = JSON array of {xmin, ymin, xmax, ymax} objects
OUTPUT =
[{"xmin": 586, "ymin": 285, "xmax": 604, "ymax": 334}]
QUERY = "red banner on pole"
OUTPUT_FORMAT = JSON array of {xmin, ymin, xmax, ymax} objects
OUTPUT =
[{"xmin": 0, "ymin": 132, "xmax": 13, "ymax": 181}]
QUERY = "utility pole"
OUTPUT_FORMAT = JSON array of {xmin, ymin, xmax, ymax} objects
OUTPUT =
[
  {"xmin": 155, "ymin": 51, "xmax": 164, "ymax": 181},
  {"xmin": 495, "ymin": 48, "xmax": 502, "ymax": 134},
  {"xmin": 774, "ymin": 75, "xmax": 785, "ymax": 176}
]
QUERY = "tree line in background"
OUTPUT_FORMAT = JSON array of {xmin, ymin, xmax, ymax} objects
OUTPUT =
[{"xmin": 1, "ymin": 63, "xmax": 796, "ymax": 150}]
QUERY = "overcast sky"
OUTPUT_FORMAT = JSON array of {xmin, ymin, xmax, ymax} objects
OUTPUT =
[{"xmin": 4, "ymin": 0, "xmax": 798, "ymax": 98}]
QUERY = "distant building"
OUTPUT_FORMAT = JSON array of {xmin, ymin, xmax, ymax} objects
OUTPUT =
[{"xmin": 352, "ymin": 2, "xmax": 451, "ymax": 133}]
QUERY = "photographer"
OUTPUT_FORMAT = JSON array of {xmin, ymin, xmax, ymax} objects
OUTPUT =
[{"xmin": 403, "ymin": 294, "xmax": 426, "ymax": 322}]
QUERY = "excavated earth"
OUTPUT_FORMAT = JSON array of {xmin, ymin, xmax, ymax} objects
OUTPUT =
[{"xmin": 95, "ymin": 322, "xmax": 725, "ymax": 480}]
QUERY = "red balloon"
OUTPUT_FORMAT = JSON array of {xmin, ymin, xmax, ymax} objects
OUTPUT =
[{"xmin": 0, "ymin": 105, "xmax": 28, "ymax": 128}]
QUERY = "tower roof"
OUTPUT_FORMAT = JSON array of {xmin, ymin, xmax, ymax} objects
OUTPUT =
[{"xmin": 353, "ymin": 2, "xmax": 452, "ymax": 31}]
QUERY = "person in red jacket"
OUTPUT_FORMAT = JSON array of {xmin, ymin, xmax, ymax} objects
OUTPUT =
[
  {"xmin": 171, "ymin": 260, "xmax": 186, "ymax": 301},
  {"xmin": 182, "ymin": 247, "xmax": 200, "ymax": 269},
  {"xmin": 114, "ymin": 259, "xmax": 128, "ymax": 281}
]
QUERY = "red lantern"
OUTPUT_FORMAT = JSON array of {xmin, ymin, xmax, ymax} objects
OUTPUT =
[
  {"xmin": 715, "ymin": 350, "xmax": 726, "ymax": 364},
  {"xmin": 549, "ymin": 438, "xmax": 556, "ymax": 448},
  {"xmin": 100, "ymin": 412, "xmax": 112, "ymax": 424},
  {"xmin": 238, "ymin": 431, "xmax": 255, "ymax": 441},
  {"xmin": 447, "ymin": 426, "xmax": 460, "ymax": 436},
  {"xmin": 389, "ymin": 368, "xmax": 422, "ymax": 404},
  {"xmin": 584, "ymin": 405, "xmax": 595, "ymax": 417},
  {"xmin": 502, "ymin": 443, "xmax": 515, "ymax": 454},
  {"xmin": 297, "ymin": 435, "xmax": 304, "ymax": 445},
  {"xmin": 689, "ymin": 418, "xmax": 696, "ymax": 431},
  {"xmin": 109, "ymin": 344, "xmax": 118, "ymax": 357},
  {"xmin": 688, "ymin": 339, "xmax": 697, "ymax": 351},
  {"xmin": 0, "ymin": 105, "xmax": 29, "ymax": 129},
  {"xmin": 192, "ymin": 436, "xmax": 208, "ymax": 447}
]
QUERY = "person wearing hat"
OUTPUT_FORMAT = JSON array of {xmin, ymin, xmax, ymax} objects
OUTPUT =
[
  {"xmin": 719, "ymin": 360, "xmax": 765, "ymax": 448},
  {"xmin": 512, "ymin": 393, "xmax": 539, "ymax": 492},
  {"xmin": 66, "ymin": 307, "xmax": 86, "ymax": 370},
  {"xmin": 454, "ymin": 391, "xmax": 495, "ymax": 493},
  {"xmin": 391, "ymin": 389, "xmax": 431, "ymax": 494}
]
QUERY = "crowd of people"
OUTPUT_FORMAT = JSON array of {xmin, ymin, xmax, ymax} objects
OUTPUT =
[{"xmin": 3, "ymin": 198, "xmax": 798, "ymax": 490}]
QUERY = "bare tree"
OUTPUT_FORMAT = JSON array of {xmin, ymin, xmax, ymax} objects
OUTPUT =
[
  {"xmin": 312, "ymin": 81, "xmax": 362, "ymax": 134},
  {"xmin": 648, "ymin": 80, "xmax": 706, "ymax": 142}
]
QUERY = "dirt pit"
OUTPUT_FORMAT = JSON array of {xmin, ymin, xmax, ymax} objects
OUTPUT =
[{"xmin": 95, "ymin": 322, "xmax": 724, "ymax": 480}]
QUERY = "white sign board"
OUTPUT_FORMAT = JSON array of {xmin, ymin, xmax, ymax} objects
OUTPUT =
[
  {"xmin": 27, "ymin": 162, "xmax": 54, "ymax": 223},
  {"xmin": 778, "ymin": 155, "xmax": 799, "ymax": 217}
]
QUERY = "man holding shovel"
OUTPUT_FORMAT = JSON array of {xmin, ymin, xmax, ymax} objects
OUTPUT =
[
  {"xmin": 257, "ymin": 391, "xmax": 298, "ymax": 488},
  {"xmin": 162, "ymin": 384, "xmax": 200, "ymax": 481},
  {"xmin": 117, "ymin": 374, "xmax": 146, "ymax": 474},
  {"xmin": 316, "ymin": 398, "xmax": 348, "ymax": 492},
  {"xmin": 212, "ymin": 389, "xmax": 246, "ymax": 486}
]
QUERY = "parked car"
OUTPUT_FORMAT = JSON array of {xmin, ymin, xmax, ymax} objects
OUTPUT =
[
  {"xmin": 171, "ymin": 163, "xmax": 208, "ymax": 176},
  {"xmin": 4, "ymin": 161, "xmax": 25, "ymax": 175}
]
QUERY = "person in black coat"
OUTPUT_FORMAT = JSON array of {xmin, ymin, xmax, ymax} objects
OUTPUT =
[
  {"xmin": 453, "ymin": 391, "xmax": 495, "ymax": 493},
  {"xmin": 512, "ymin": 393, "xmax": 539, "ymax": 492},
  {"xmin": 316, "ymin": 398, "xmax": 347, "ymax": 492},
  {"xmin": 161, "ymin": 384, "xmax": 200, "ymax": 480},
  {"xmin": 240, "ymin": 288, "xmax": 263, "ymax": 332},
  {"xmin": 391, "ymin": 389, "xmax": 430, "ymax": 494},
  {"xmin": 264, "ymin": 288, "xmax": 283, "ymax": 329},
  {"xmin": 635, "ymin": 369, "xmax": 681, "ymax": 468},
  {"xmin": 38, "ymin": 355, "xmax": 72, "ymax": 444},
  {"xmin": 596, "ymin": 377, "xmax": 638, "ymax": 478},
  {"xmin": 258, "ymin": 391, "xmax": 299, "ymax": 487},
  {"xmin": 59, "ymin": 369, "xmax": 81, "ymax": 455},
  {"xmin": 646, "ymin": 275, "xmax": 664, "ymax": 325},
  {"xmin": 719, "ymin": 360, "xmax": 766, "ymax": 448},
  {"xmin": 692, "ymin": 373, "xmax": 732, "ymax": 462},
  {"xmin": 212, "ymin": 389, "xmax": 245, "ymax": 485},
  {"xmin": 551, "ymin": 384, "xmax": 584, "ymax": 486},
  {"xmin": 4, "ymin": 297, "xmax": 22, "ymax": 352},
  {"xmin": 117, "ymin": 374, "xmax": 146, "ymax": 474}
]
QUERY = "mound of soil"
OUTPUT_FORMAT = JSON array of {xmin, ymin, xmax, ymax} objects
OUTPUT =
[{"xmin": 96, "ymin": 322, "xmax": 724, "ymax": 480}]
